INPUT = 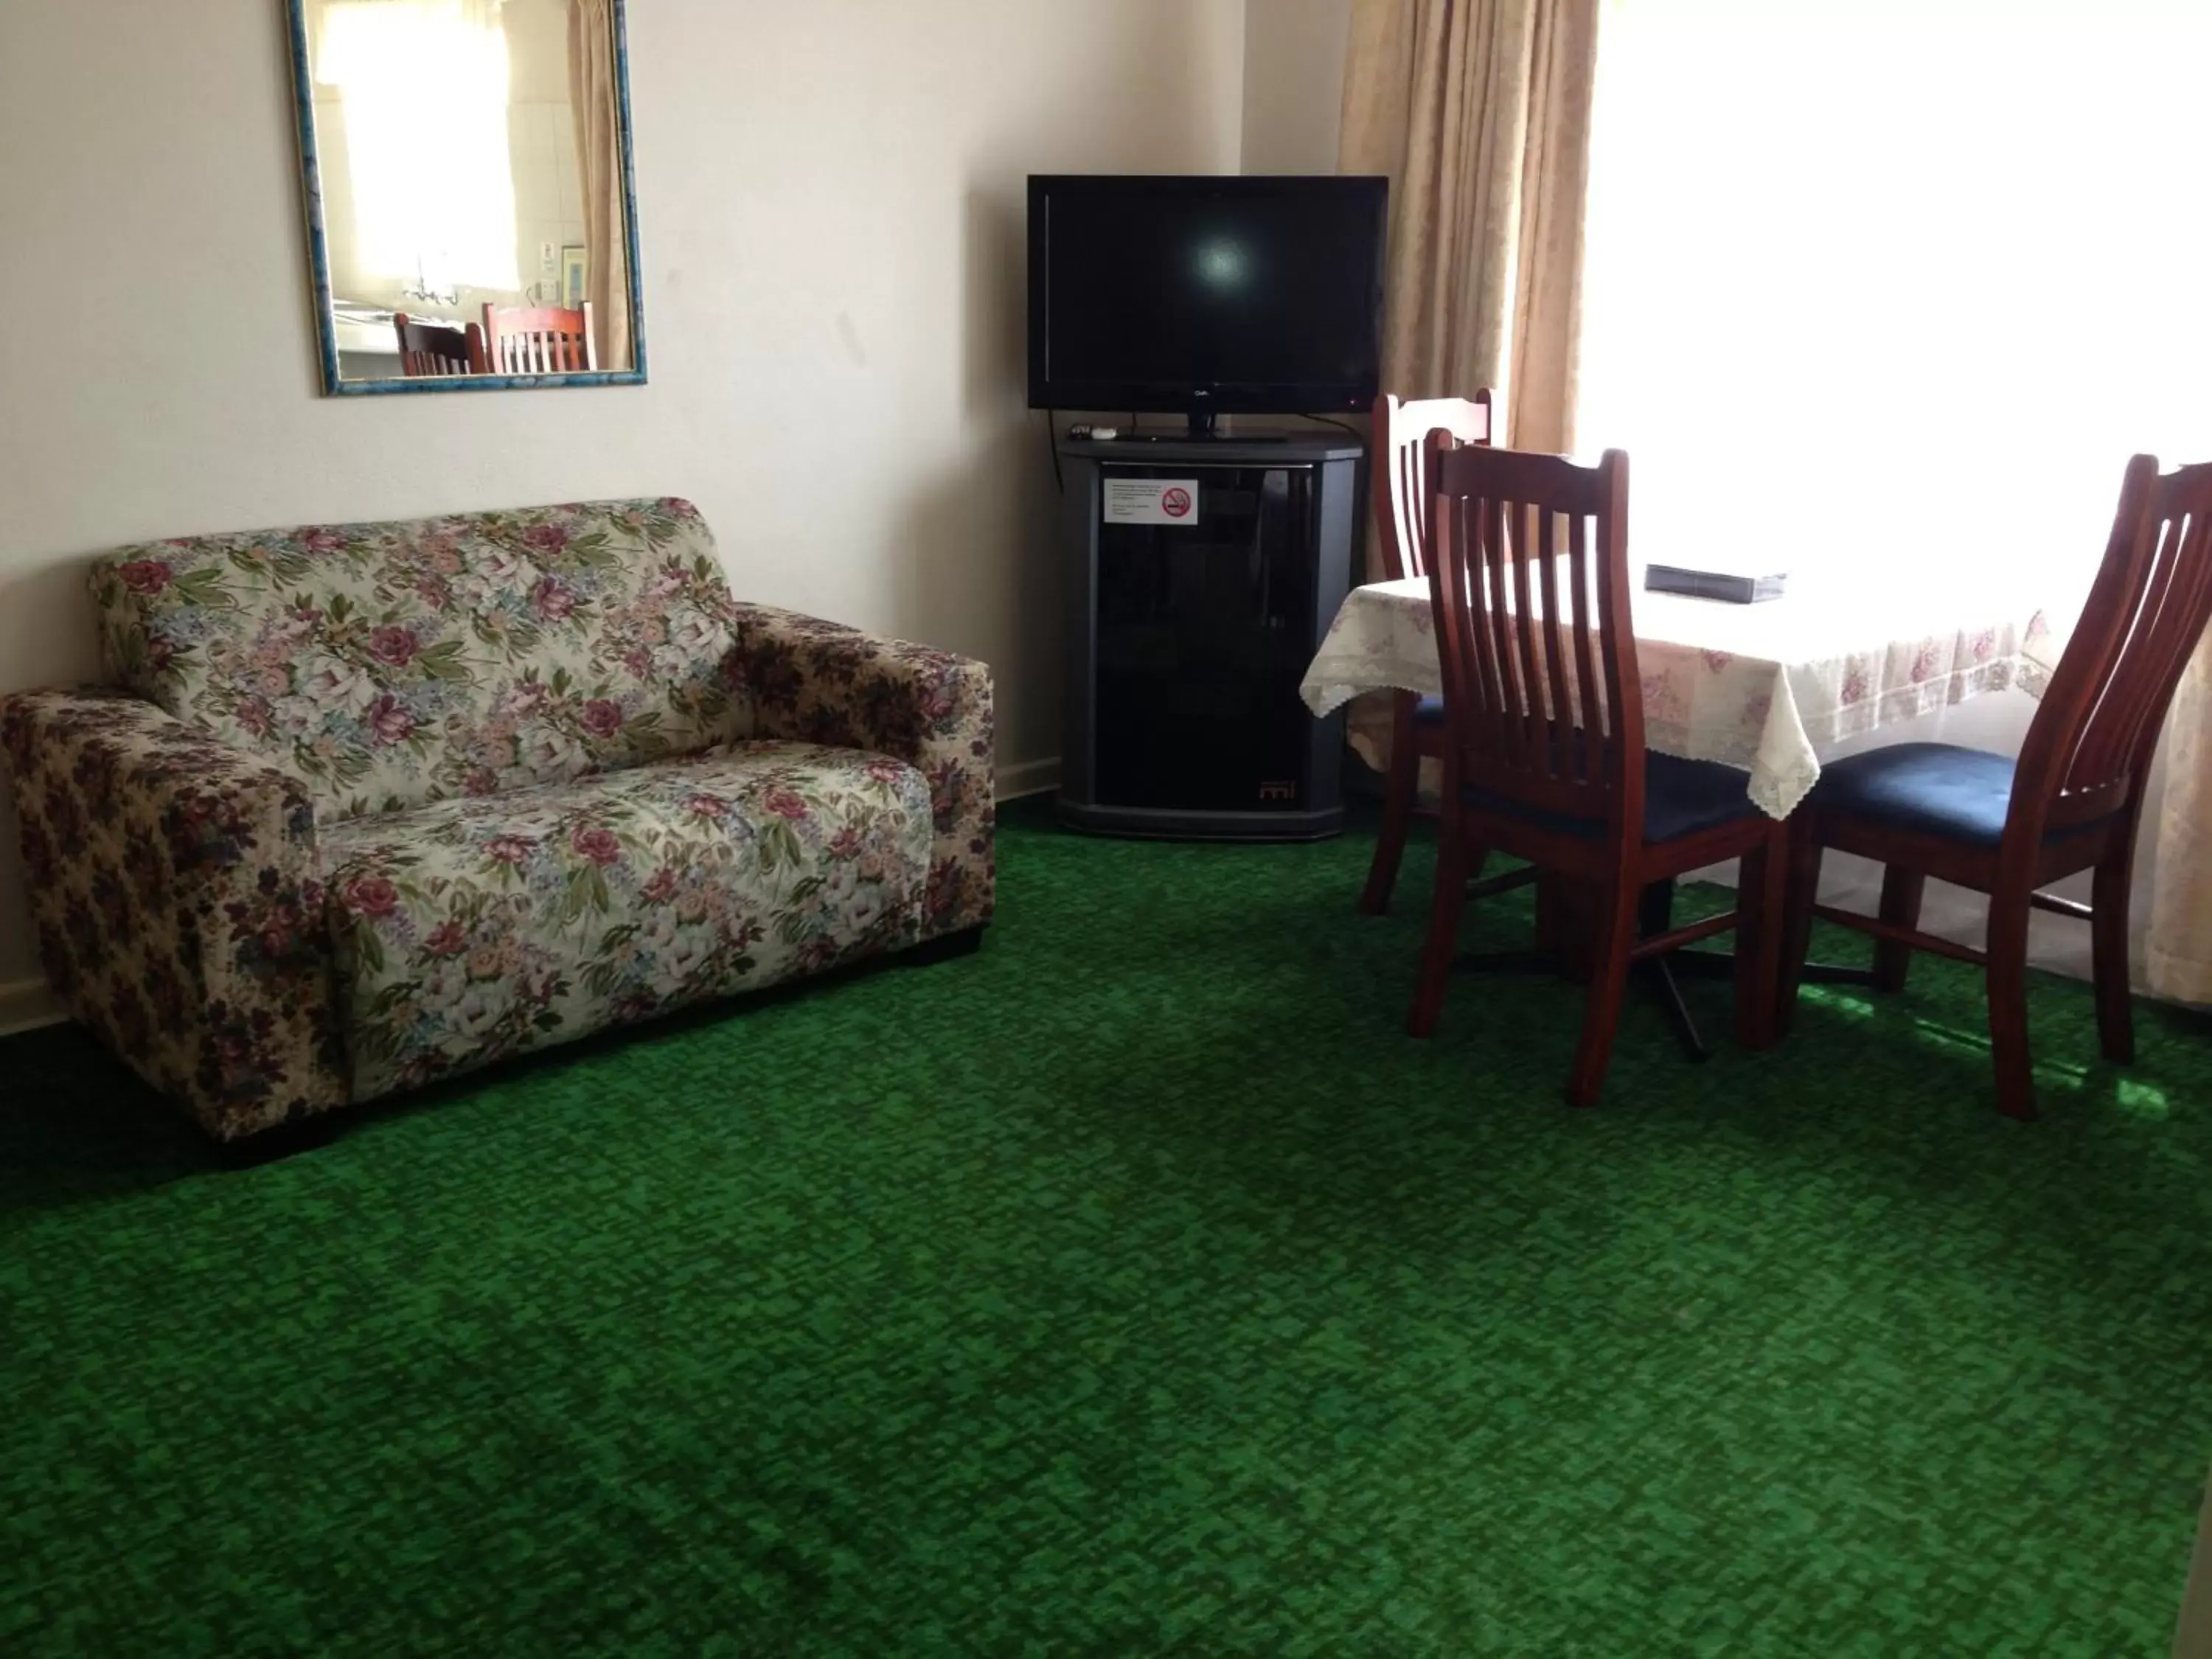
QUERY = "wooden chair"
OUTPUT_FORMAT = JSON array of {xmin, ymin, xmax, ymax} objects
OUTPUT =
[
  {"xmin": 1779, "ymin": 453, "xmax": 2212, "ymax": 1119},
  {"xmin": 481, "ymin": 302, "xmax": 596, "ymax": 374},
  {"xmin": 1358, "ymin": 389, "xmax": 1495, "ymax": 914},
  {"xmin": 392, "ymin": 313, "xmax": 487, "ymax": 377},
  {"xmin": 1411, "ymin": 442, "xmax": 1790, "ymax": 1106}
]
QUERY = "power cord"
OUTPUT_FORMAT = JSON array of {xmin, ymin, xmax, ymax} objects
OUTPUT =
[{"xmin": 1044, "ymin": 409, "xmax": 1064, "ymax": 495}]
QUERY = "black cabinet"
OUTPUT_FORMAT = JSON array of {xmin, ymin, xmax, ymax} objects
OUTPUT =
[{"xmin": 1055, "ymin": 434, "xmax": 1359, "ymax": 839}]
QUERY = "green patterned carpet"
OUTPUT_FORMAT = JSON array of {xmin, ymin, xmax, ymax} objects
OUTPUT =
[{"xmin": 3, "ymin": 800, "xmax": 2210, "ymax": 1657}]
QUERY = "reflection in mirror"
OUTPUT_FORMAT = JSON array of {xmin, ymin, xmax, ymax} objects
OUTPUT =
[{"xmin": 286, "ymin": 0, "xmax": 644, "ymax": 392}]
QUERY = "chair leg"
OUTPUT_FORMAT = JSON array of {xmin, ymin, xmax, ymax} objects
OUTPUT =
[
  {"xmin": 1566, "ymin": 878, "xmax": 1641, "ymax": 1107},
  {"xmin": 1360, "ymin": 694, "xmax": 1421, "ymax": 916},
  {"xmin": 1408, "ymin": 827, "xmax": 1467, "ymax": 1038},
  {"xmin": 1734, "ymin": 829, "xmax": 1789, "ymax": 1051},
  {"xmin": 2091, "ymin": 853, "xmax": 2135, "ymax": 1064},
  {"xmin": 1874, "ymin": 865, "xmax": 1925, "ymax": 992},
  {"xmin": 1547, "ymin": 877, "xmax": 1599, "ymax": 984},
  {"xmin": 1985, "ymin": 895, "xmax": 2036, "ymax": 1120},
  {"xmin": 1775, "ymin": 825, "xmax": 1823, "ymax": 1038}
]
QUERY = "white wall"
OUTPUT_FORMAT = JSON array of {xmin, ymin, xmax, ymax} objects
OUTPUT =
[
  {"xmin": 1240, "ymin": 0, "xmax": 1351, "ymax": 174},
  {"xmin": 0, "ymin": 0, "xmax": 1248, "ymax": 997}
]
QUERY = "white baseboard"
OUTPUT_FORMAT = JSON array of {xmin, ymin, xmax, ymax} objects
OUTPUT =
[
  {"xmin": 997, "ymin": 757, "xmax": 1060, "ymax": 802},
  {"xmin": 0, "ymin": 976, "xmax": 62, "ymax": 1038}
]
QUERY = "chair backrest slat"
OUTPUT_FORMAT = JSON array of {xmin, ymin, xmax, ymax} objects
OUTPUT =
[
  {"xmin": 1478, "ymin": 492, "xmax": 1523, "ymax": 768},
  {"xmin": 1508, "ymin": 498, "xmax": 1547, "ymax": 768},
  {"xmin": 392, "ymin": 312, "xmax": 484, "ymax": 378},
  {"xmin": 2012, "ymin": 456, "xmax": 2212, "ymax": 844},
  {"xmin": 482, "ymin": 302, "xmax": 597, "ymax": 376},
  {"xmin": 1567, "ymin": 505, "xmax": 1606, "ymax": 762},
  {"xmin": 1373, "ymin": 392, "xmax": 1494, "ymax": 581},
  {"xmin": 1427, "ymin": 442, "xmax": 1640, "ymax": 830},
  {"xmin": 1535, "ymin": 503, "xmax": 1576, "ymax": 782}
]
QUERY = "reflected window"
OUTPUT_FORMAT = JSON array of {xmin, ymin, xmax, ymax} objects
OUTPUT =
[{"xmin": 316, "ymin": 0, "xmax": 519, "ymax": 296}]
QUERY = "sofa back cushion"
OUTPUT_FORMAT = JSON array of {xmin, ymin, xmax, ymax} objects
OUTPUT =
[{"xmin": 92, "ymin": 498, "xmax": 751, "ymax": 818}]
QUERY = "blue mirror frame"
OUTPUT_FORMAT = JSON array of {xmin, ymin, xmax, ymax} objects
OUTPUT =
[{"xmin": 282, "ymin": 0, "xmax": 648, "ymax": 395}]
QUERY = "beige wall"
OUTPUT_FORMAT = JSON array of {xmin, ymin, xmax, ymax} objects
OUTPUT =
[
  {"xmin": 1240, "ymin": 0, "xmax": 1350, "ymax": 173},
  {"xmin": 0, "ymin": 0, "xmax": 1247, "ymax": 998}
]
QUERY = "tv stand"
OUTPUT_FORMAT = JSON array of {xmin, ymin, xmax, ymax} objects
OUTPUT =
[{"xmin": 1054, "ymin": 433, "xmax": 1360, "ymax": 840}]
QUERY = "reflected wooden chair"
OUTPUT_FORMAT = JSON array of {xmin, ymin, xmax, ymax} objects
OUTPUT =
[
  {"xmin": 392, "ymin": 313, "xmax": 487, "ymax": 377},
  {"xmin": 1779, "ymin": 453, "xmax": 2212, "ymax": 1119},
  {"xmin": 1359, "ymin": 389, "xmax": 1495, "ymax": 914},
  {"xmin": 481, "ymin": 302, "xmax": 596, "ymax": 374},
  {"xmin": 1411, "ymin": 442, "xmax": 1790, "ymax": 1106}
]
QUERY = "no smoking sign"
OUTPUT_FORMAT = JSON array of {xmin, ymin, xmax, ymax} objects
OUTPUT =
[{"xmin": 1102, "ymin": 478, "xmax": 1203, "ymax": 526}]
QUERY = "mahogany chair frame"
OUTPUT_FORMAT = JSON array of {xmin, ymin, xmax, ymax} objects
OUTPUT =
[
  {"xmin": 481, "ymin": 302, "xmax": 597, "ymax": 375},
  {"xmin": 392, "ymin": 313, "xmax": 487, "ymax": 378},
  {"xmin": 1411, "ymin": 443, "xmax": 1790, "ymax": 1106},
  {"xmin": 1358, "ymin": 389, "xmax": 1495, "ymax": 914},
  {"xmin": 1779, "ymin": 454, "xmax": 2212, "ymax": 1119}
]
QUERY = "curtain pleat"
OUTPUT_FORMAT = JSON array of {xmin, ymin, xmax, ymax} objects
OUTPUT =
[
  {"xmin": 2146, "ymin": 629, "xmax": 2212, "ymax": 1005},
  {"xmin": 568, "ymin": 0, "xmax": 633, "ymax": 370},
  {"xmin": 1335, "ymin": 0, "xmax": 1600, "ymax": 770}
]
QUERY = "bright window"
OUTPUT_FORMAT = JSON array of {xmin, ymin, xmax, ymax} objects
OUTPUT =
[
  {"xmin": 317, "ymin": 0, "xmax": 520, "ymax": 294},
  {"xmin": 1579, "ymin": 0, "xmax": 2212, "ymax": 599}
]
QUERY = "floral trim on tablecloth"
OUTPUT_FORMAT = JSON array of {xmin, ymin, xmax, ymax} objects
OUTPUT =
[
  {"xmin": 323, "ymin": 741, "xmax": 931, "ymax": 1099},
  {"xmin": 1300, "ymin": 579, "xmax": 2058, "ymax": 818},
  {"xmin": 92, "ymin": 498, "xmax": 748, "ymax": 821},
  {"xmin": 725, "ymin": 605, "xmax": 995, "ymax": 939},
  {"xmin": 0, "ymin": 689, "xmax": 347, "ymax": 1140}
]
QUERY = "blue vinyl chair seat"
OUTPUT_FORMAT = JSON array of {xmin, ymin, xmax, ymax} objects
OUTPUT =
[
  {"xmin": 1462, "ymin": 749, "xmax": 1762, "ymax": 846},
  {"xmin": 1809, "ymin": 741, "xmax": 2120, "ymax": 847},
  {"xmin": 1809, "ymin": 742, "xmax": 2014, "ymax": 846}
]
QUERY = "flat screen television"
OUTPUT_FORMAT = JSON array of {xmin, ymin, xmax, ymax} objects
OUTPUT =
[{"xmin": 1026, "ymin": 174, "xmax": 1388, "ymax": 431}]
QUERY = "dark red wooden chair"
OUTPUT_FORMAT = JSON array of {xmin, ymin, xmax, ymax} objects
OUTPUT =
[
  {"xmin": 1779, "ymin": 453, "xmax": 2212, "ymax": 1119},
  {"xmin": 392, "ymin": 313, "xmax": 487, "ymax": 377},
  {"xmin": 1412, "ymin": 443, "xmax": 1790, "ymax": 1106},
  {"xmin": 1359, "ymin": 390, "xmax": 1495, "ymax": 914},
  {"xmin": 481, "ymin": 302, "xmax": 597, "ymax": 374}
]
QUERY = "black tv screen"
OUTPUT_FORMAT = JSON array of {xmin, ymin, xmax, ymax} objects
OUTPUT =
[{"xmin": 1027, "ymin": 174, "xmax": 1388, "ymax": 417}]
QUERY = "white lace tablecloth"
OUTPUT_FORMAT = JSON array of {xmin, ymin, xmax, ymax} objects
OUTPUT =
[{"xmin": 1300, "ymin": 574, "xmax": 2058, "ymax": 818}]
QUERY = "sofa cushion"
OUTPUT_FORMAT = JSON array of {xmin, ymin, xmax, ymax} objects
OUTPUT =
[
  {"xmin": 321, "ymin": 740, "xmax": 931, "ymax": 1099},
  {"xmin": 91, "ymin": 498, "xmax": 751, "ymax": 820}
]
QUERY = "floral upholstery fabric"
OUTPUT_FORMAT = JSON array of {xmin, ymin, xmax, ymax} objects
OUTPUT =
[
  {"xmin": 91, "ymin": 498, "xmax": 746, "ymax": 820},
  {"xmin": 6, "ymin": 498, "xmax": 995, "ymax": 1142},
  {"xmin": 0, "ymin": 689, "xmax": 347, "ymax": 1141},
  {"xmin": 728, "ymin": 605, "xmax": 995, "ymax": 939},
  {"xmin": 322, "ymin": 742, "xmax": 931, "ymax": 1100}
]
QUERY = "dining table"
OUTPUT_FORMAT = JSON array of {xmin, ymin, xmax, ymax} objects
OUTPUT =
[
  {"xmin": 1300, "ymin": 571, "xmax": 2059, "ymax": 819},
  {"xmin": 1300, "ymin": 566, "xmax": 2063, "ymax": 1051}
]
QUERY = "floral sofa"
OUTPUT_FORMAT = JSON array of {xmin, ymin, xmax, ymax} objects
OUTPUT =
[{"xmin": 0, "ymin": 498, "xmax": 994, "ymax": 1146}]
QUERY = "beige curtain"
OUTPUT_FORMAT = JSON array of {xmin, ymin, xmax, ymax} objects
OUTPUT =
[
  {"xmin": 2146, "ymin": 636, "xmax": 2212, "ymax": 1004},
  {"xmin": 568, "ymin": 0, "xmax": 632, "ymax": 370},
  {"xmin": 1340, "ymin": 0, "xmax": 1601, "ymax": 510},
  {"xmin": 1336, "ymin": 0, "xmax": 1601, "ymax": 770}
]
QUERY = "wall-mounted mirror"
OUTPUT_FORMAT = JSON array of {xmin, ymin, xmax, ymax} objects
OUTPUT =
[{"xmin": 285, "ymin": 0, "xmax": 645, "ymax": 394}]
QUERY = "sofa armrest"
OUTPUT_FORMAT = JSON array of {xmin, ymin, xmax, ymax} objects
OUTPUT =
[
  {"xmin": 727, "ymin": 606, "xmax": 995, "ymax": 937},
  {"xmin": 0, "ymin": 689, "xmax": 347, "ymax": 1139}
]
